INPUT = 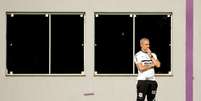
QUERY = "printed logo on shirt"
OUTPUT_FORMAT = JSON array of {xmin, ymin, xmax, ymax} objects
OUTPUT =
[
  {"xmin": 152, "ymin": 90, "xmax": 156, "ymax": 94},
  {"xmin": 138, "ymin": 92, "xmax": 143, "ymax": 97},
  {"xmin": 142, "ymin": 60, "xmax": 152, "ymax": 65}
]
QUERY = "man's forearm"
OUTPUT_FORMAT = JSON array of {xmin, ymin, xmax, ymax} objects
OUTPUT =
[
  {"xmin": 151, "ymin": 58, "xmax": 160, "ymax": 68},
  {"xmin": 144, "ymin": 64, "xmax": 154, "ymax": 69},
  {"xmin": 148, "ymin": 53, "xmax": 160, "ymax": 68},
  {"xmin": 140, "ymin": 64, "xmax": 154, "ymax": 72}
]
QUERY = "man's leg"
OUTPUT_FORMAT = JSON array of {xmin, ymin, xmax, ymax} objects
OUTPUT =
[
  {"xmin": 147, "ymin": 81, "xmax": 158, "ymax": 101},
  {"xmin": 137, "ymin": 80, "xmax": 147, "ymax": 101}
]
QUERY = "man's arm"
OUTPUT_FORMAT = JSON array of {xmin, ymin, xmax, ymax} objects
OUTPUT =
[
  {"xmin": 146, "ymin": 48, "xmax": 160, "ymax": 68},
  {"xmin": 136, "ymin": 63, "xmax": 154, "ymax": 72},
  {"xmin": 150, "ymin": 56, "xmax": 160, "ymax": 68}
]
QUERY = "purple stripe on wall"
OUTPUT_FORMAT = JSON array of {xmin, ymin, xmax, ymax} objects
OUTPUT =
[{"xmin": 186, "ymin": 0, "xmax": 193, "ymax": 100}]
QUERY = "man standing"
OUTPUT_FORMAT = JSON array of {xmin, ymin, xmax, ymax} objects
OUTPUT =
[{"xmin": 134, "ymin": 38, "xmax": 160, "ymax": 101}]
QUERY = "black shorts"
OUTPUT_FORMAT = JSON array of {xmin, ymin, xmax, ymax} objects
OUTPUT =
[{"xmin": 136, "ymin": 80, "xmax": 158, "ymax": 101}]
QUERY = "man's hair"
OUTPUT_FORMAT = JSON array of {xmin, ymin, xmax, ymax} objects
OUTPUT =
[{"xmin": 140, "ymin": 37, "xmax": 149, "ymax": 45}]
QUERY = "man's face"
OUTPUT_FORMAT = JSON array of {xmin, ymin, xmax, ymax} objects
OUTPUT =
[{"xmin": 141, "ymin": 40, "xmax": 150, "ymax": 52}]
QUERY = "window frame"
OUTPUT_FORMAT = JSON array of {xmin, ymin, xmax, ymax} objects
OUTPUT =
[
  {"xmin": 6, "ymin": 12, "xmax": 85, "ymax": 76},
  {"xmin": 5, "ymin": 12, "xmax": 173, "ymax": 77},
  {"xmin": 94, "ymin": 12, "xmax": 173, "ymax": 76}
]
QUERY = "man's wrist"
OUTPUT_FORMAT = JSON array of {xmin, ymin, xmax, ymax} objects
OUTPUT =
[{"xmin": 148, "ymin": 53, "xmax": 153, "ymax": 58}]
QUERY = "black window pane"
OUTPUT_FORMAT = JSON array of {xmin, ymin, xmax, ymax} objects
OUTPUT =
[
  {"xmin": 7, "ymin": 14, "xmax": 49, "ymax": 74},
  {"xmin": 135, "ymin": 15, "xmax": 171, "ymax": 74},
  {"xmin": 95, "ymin": 15, "xmax": 133, "ymax": 74},
  {"xmin": 51, "ymin": 15, "xmax": 84, "ymax": 74}
]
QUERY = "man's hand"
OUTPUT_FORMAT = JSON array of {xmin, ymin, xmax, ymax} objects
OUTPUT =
[
  {"xmin": 146, "ymin": 48, "xmax": 152, "ymax": 54},
  {"xmin": 146, "ymin": 48, "xmax": 153, "ymax": 58},
  {"xmin": 147, "ymin": 48, "xmax": 161, "ymax": 68}
]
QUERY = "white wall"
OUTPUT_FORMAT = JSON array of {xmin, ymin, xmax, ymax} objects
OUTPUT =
[
  {"xmin": 0, "ymin": 0, "xmax": 187, "ymax": 101},
  {"xmin": 194, "ymin": 0, "xmax": 201, "ymax": 101}
]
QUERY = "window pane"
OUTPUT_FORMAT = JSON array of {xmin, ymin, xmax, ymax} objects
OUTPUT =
[
  {"xmin": 95, "ymin": 15, "xmax": 133, "ymax": 74},
  {"xmin": 7, "ymin": 14, "xmax": 49, "ymax": 74},
  {"xmin": 51, "ymin": 15, "xmax": 84, "ymax": 74},
  {"xmin": 135, "ymin": 15, "xmax": 171, "ymax": 74}
]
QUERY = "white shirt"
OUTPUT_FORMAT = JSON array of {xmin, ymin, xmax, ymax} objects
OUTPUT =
[{"xmin": 134, "ymin": 51, "xmax": 157, "ymax": 81}]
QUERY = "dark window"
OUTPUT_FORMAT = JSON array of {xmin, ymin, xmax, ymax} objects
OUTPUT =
[
  {"xmin": 7, "ymin": 14, "xmax": 49, "ymax": 74},
  {"xmin": 51, "ymin": 15, "xmax": 84, "ymax": 74},
  {"xmin": 95, "ymin": 15, "xmax": 133, "ymax": 74},
  {"xmin": 6, "ymin": 12, "xmax": 171, "ymax": 75},
  {"xmin": 135, "ymin": 15, "xmax": 171, "ymax": 74},
  {"xmin": 6, "ymin": 13, "xmax": 84, "ymax": 75}
]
